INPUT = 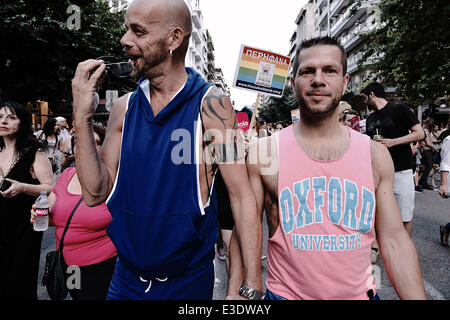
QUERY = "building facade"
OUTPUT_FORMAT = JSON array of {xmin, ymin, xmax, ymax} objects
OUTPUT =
[
  {"xmin": 185, "ymin": 0, "xmax": 231, "ymax": 98},
  {"xmin": 288, "ymin": 0, "xmax": 316, "ymax": 75},
  {"xmin": 290, "ymin": 0, "xmax": 381, "ymax": 93}
]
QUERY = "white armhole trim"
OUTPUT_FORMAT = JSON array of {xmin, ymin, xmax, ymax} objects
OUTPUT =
[
  {"xmin": 140, "ymin": 79, "xmax": 151, "ymax": 105},
  {"xmin": 106, "ymin": 92, "xmax": 132, "ymax": 205},
  {"xmin": 196, "ymin": 86, "xmax": 216, "ymax": 216}
]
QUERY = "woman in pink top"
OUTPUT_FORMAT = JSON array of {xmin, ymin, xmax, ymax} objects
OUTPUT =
[{"xmin": 31, "ymin": 124, "xmax": 117, "ymax": 300}]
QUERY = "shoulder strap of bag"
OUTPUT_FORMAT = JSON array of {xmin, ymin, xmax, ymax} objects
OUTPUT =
[{"xmin": 57, "ymin": 197, "xmax": 83, "ymax": 251}]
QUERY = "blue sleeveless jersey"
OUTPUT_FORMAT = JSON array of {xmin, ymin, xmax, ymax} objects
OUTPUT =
[{"xmin": 106, "ymin": 68, "xmax": 218, "ymax": 280}]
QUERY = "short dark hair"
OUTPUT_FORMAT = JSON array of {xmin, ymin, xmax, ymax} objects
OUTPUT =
[
  {"xmin": 292, "ymin": 36, "xmax": 347, "ymax": 77},
  {"xmin": 361, "ymin": 82, "xmax": 386, "ymax": 99}
]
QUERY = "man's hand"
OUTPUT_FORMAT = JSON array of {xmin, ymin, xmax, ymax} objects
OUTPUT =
[
  {"xmin": 439, "ymin": 184, "xmax": 448, "ymax": 198},
  {"xmin": 377, "ymin": 138, "xmax": 396, "ymax": 149},
  {"xmin": 72, "ymin": 59, "xmax": 106, "ymax": 120},
  {"xmin": 0, "ymin": 178, "xmax": 23, "ymax": 198}
]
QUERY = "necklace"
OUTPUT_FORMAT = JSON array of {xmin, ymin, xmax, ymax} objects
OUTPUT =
[{"xmin": 0, "ymin": 149, "xmax": 26, "ymax": 178}]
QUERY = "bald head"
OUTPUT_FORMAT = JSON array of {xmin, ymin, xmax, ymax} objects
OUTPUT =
[
  {"xmin": 129, "ymin": 0, "xmax": 192, "ymax": 35},
  {"xmin": 127, "ymin": 0, "xmax": 192, "ymax": 57}
]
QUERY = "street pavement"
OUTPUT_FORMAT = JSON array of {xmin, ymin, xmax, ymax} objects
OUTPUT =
[{"xmin": 37, "ymin": 181, "xmax": 449, "ymax": 300}]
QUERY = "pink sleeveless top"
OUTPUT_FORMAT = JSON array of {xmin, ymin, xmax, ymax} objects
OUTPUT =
[
  {"xmin": 50, "ymin": 167, "xmax": 117, "ymax": 266},
  {"xmin": 267, "ymin": 125, "xmax": 376, "ymax": 300}
]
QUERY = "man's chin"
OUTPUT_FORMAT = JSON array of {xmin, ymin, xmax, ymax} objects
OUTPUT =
[
  {"xmin": 130, "ymin": 71, "xmax": 139, "ymax": 80},
  {"xmin": 298, "ymin": 98, "xmax": 340, "ymax": 120},
  {"xmin": 304, "ymin": 103, "xmax": 336, "ymax": 116},
  {"xmin": 130, "ymin": 68, "xmax": 144, "ymax": 80}
]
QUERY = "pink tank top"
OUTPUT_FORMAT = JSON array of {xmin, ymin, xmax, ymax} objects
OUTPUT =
[
  {"xmin": 50, "ymin": 167, "xmax": 117, "ymax": 266},
  {"xmin": 267, "ymin": 125, "xmax": 376, "ymax": 299}
]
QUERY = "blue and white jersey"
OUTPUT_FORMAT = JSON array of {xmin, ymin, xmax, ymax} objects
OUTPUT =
[{"xmin": 106, "ymin": 68, "xmax": 218, "ymax": 280}]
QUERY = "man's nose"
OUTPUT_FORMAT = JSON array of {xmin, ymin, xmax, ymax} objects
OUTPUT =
[
  {"xmin": 311, "ymin": 71, "xmax": 325, "ymax": 87},
  {"xmin": 120, "ymin": 30, "xmax": 132, "ymax": 50}
]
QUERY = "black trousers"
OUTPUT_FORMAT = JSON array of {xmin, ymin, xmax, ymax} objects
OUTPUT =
[
  {"xmin": 419, "ymin": 149, "xmax": 433, "ymax": 186},
  {"xmin": 68, "ymin": 256, "xmax": 117, "ymax": 300}
]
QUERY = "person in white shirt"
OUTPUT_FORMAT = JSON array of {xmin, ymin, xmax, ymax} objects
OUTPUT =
[
  {"xmin": 438, "ymin": 121, "xmax": 450, "ymax": 247},
  {"xmin": 55, "ymin": 116, "xmax": 70, "ymax": 145}
]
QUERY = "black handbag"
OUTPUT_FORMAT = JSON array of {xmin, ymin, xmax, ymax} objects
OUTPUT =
[{"xmin": 41, "ymin": 198, "xmax": 83, "ymax": 300}]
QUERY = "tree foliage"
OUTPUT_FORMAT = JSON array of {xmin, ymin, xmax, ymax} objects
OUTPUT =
[
  {"xmin": 258, "ymin": 85, "xmax": 298, "ymax": 124},
  {"xmin": 354, "ymin": 0, "xmax": 450, "ymax": 105},
  {"xmin": 0, "ymin": 0, "xmax": 136, "ymax": 112}
]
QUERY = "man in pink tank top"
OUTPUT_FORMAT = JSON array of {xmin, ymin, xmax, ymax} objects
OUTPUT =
[{"xmin": 246, "ymin": 37, "xmax": 426, "ymax": 300}]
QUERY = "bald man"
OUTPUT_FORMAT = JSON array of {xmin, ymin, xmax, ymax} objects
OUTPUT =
[{"xmin": 71, "ymin": 0, "xmax": 262, "ymax": 300}]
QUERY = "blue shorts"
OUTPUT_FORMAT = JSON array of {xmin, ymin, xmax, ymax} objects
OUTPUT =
[
  {"xmin": 106, "ymin": 257, "xmax": 214, "ymax": 300},
  {"xmin": 264, "ymin": 289, "xmax": 287, "ymax": 300},
  {"xmin": 264, "ymin": 289, "xmax": 380, "ymax": 300}
]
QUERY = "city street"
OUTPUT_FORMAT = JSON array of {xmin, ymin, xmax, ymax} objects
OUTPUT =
[{"xmin": 37, "ymin": 184, "xmax": 449, "ymax": 300}]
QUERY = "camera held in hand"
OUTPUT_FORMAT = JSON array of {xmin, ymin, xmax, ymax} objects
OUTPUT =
[{"xmin": 0, "ymin": 178, "xmax": 12, "ymax": 192}]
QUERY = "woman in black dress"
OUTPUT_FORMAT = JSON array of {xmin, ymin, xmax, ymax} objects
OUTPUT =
[{"xmin": 0, "ymin": 101, "xmax": 54, "ymax": 300}]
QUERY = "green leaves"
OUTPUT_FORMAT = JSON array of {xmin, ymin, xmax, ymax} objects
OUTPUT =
[
  {"xmin": 0, "ymin": 0, "xmax": 135, "ymax": 110},
  {"xmin": 258, "ymin": 86, "xmax": 298, "ymax": 124},
  {"xmin": 361, "ymin": 0, "xmax": 450, "ymax": 105}
]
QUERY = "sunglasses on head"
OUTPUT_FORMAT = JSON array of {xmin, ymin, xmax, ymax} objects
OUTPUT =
[
  {"xmin": 95, "ymin": 56, "xmax": 132, "ymax": 78},
  {"xmin": 343, "ymin": 110, "xmax": 357, "ymax": 115}
]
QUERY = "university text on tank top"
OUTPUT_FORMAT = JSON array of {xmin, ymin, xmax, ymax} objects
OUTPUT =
[
  {"xmin": 106, "ymin": 68, "xmax": 218, "ymax": 281},
  {"xmin": 266, "ymin": 125, "xmax": 377, "ymax": 300}
]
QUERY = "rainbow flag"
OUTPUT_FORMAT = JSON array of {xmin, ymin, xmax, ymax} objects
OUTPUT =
[{"xmin": 233, "ymin": 45, "xmax": 291, "ymax": 97}]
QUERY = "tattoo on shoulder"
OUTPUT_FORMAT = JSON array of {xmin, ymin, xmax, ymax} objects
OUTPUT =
[{"xmin": 202, "ymin": 88, "xmax": 235, "ymax": 129}]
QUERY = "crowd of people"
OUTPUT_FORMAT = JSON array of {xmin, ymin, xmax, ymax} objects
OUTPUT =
[{"xmin": 0, "ymin": 0, "xmax": 448, "ymax": 301}]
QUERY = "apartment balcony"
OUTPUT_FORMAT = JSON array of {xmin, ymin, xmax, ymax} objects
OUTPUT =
[
  {"xmin": 347, "ymin": 51, "xmax": 377, "ymax": 74},
  {"xmin": 320, "ymin": 30, "xmax": 329, "ymax": 37},
  {"xmin": 290, "ymin": 30, "xmax": 297, "ymax": 43},
  {"xmin": 329, "ymin": 0, "xmax": 346, "ymax": 18},
  {"xmin": 331, "ymin": 1, "xmax": 370, "ymax": 38},
  {"xmin": 192, "ymin": 29, "xmax": 202, "ymax": 44},
  {"xmin": 340, "ymin": 23, "xmax": 367, "ymax": 51},
  {"xmin": 316, "ymin": 0, "xmax": 328, "ymax": 11},
  {"xmin": 347, "ymin": 51, "xmax": 364, "ymax": 74},
  {"xmin": 289, "ymin": 42, "xmax": 297, "ymax": 57},
  {"xmin": 207, "ymin": 40, "xmax": 214, "ymax": 52},
  {"xmin": 192, "ymin": 9, "xmax": 203, "ymax": 29},
  {"xmin": 318, "ymin": 6, "xmax": 328, "ymax": 26},
  {"xmin": 207, "ymin": 50, "xmax": 215, "ymax": 61},
  {"xmin": 191, "ymin": 45, "xmax": 202, "ymax": 62}
]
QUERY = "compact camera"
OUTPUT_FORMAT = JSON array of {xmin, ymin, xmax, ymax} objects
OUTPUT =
[{"xmin": 0, "ymin": 178, "xmax": 12, "ymax": 192}]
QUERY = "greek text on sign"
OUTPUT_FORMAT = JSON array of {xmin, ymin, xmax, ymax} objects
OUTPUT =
[
  {"xmin": 245, "ymin": 49, "xmax": 289, "ymax": 65},
  {"xmin": 233, "ymin": 45, "xmax": 291, "ymax": 98}
]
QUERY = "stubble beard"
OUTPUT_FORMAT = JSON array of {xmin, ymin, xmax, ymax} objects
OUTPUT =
[
  {"xmin": 367, "ymin": 102, "xmax": 377, "ymax": 112},
  {"xmin": 131, "ymin": 39, "xmax": 169, "ymax": 80},
  {"xmin": 297, "ymin": 94, "xmax": 341, "ymax": 124}
]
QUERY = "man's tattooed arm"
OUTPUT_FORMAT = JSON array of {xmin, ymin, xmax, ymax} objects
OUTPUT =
[
  {"xmin": 202, "ymin": 87, "xmax": 237, "ymax": 129},
  {"xmin": 201, "ymin": 88, "xmax": 263, "ymax": 294},
  {"xmin": 201, "ymin": 87, "xmax": 244, "ymax": 163}
]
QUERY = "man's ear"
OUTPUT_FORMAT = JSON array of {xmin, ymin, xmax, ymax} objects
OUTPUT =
[
  {"xmin": 342, "ymin": 73, "xmax": 349, "ymax": 94},
  {"xmin": 168, "ymin": 27, "xmax": 184, "ymax": 52}
]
